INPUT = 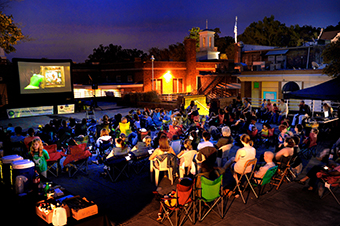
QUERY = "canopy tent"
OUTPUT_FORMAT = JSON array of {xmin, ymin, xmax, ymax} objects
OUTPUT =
[{"xmin": 286, "ymin": 77, "xmax": 340, "ymax": 101}]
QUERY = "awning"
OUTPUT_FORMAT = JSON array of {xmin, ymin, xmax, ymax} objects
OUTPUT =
[{"xmin": 265, "ymin": 49, "xmax": 289, "ymax": 56}]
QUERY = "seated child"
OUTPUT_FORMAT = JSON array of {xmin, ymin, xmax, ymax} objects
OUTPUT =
[{"xmin": 260, "ymin": 123, "xmax": 270, "ymax": 142}]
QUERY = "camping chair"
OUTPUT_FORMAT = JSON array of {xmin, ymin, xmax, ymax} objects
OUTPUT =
[
  {"xmin": 63, "ymin": 143, "xmax": 91, "ymax": 177},
  {"xmin": 196, "ymin": 175, "xmax": 224, "ymax": 221},
  {"xmin": 130, "ymin": 147, "xmax": 153, "ymax": 174},
  {"xmin": 178, "ymin": 150, "xmax": 197, "ymax": 178},
  {"xmin": 320, "ymin": 177, "xmax": 340, "ymax": 205},
  {"xmin": 270, "ymin": 156, "xmax": 293, "ymax": 190},
  {"xmin": 45, "ymin": 144, "xmax": 64, "ymax": 177},
  {"xmin": 150, "ymin": 155, "xmax": 174, "ymax": 186},
  {"xmin": 105, "ymin": 154, "xmax": 131, "ymax": 182},
  {"xmin": 159, "ymin": 181, "xmax": 195, "ymax": 226},
  {"xmin": 232, "ymin": 158, "xmax": 258, "ymax": 204},
  {"xmin": 119, "ymin": 122, "xmax": 131, "ymax": 136},
  {"xmin": 252, "ymin": 166, "xmax": 278, "ymax": 197},
  {"xmin": 216, "ymin": 144, "xmax": 233, "ymax": 167}
]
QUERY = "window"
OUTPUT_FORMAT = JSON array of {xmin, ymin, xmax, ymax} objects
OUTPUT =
[
  {"xmin": 127, "ymin": 75, "xmax": 133, "ymax": 82},
  {"xmin": 116, "ymin": 75, "xmax": 121, "ymax": 82},
  {"xmin": 209, "ymin": 37, "xmax": 212, "ymax": 48},
  {"xmin": 153, "ymin": 79, "xmax": 162, "ymax": 94},
  {"xmin": 203, "ymin": 37, "xmax": 206, "ymax": 48},
  {"xmin": 173, "ymin": 78, "xmax": 183, "ymax": 93}
]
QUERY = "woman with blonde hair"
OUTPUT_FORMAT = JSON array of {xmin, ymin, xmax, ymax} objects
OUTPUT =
[{"xmin": 149, "ymin": 135, "xmax": 175, "ymax": 160}]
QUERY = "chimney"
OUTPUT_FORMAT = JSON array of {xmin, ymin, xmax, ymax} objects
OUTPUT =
[{"xmin": 184, "ymin": 38, "xmax": 197, "ymax": 93}]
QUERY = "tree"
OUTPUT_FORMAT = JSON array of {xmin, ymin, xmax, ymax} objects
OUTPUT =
[
  {"xmin": 186, "ymin": 27, "xmax": 202, "ymax": 50},
  {"xmin": 322, "ymin": 39, "xmax": 340, "ymax": 78},
  {"xmin": 238, "ymin": 15, "xmax": 299, "ymax": 47},
  {"xmin": 88, "ymin": 44, "xmax": 147, "ymax": 63},
  {"xmin": 148, "ymin": 42, "xmax": 185, "ymax": 61},
  {"xmin": 0, "ymin": 11, "xmax": 25, "ymax": 53}
]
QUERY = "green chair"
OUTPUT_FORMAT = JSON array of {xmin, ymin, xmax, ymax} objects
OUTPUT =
[
  {"xmin": 196, "ymin": 175, "xmax": 224, "ymax": 221},
  {"xmin": 252, "ymin": 166, "xmax": 278, "ymax": 197}
]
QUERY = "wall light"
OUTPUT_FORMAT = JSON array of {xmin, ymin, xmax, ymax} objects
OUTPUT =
[{"xmin": 164, "ymin": 71, "xmax": 172, "ymax": 82}]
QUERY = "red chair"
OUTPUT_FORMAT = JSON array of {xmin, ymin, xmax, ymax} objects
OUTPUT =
[
  {"xmin": 45, "ymin": 144, "xmax": 65, "ymax": 177},
  {"xmin": 63, "ymin": 143, "xmax": 91, "ymax": 177}
]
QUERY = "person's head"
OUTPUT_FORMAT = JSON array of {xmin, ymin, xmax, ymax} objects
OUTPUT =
[
  {"xmin": 264, "ymin": 151, "xmax": 274, "ymax": 163},
  {"xmin": 262, "ymin": 124, "xmax": 269, "ymax": 130},
  {"xmin": 61, "ymin": 120, "xmax": 67, "ymax": 127},
  {"xmin": 14, "ymin": 126, "xmax": 22, "ymax": 135},
  {"xmin": 292, "ymin": 136, "xmax": 300, "ymax": 147},
  {"xmin": 295, "ymin": 124, "xmax": 303, "ymax": 133},
  {"xmin": 30, "ymin": 138, "xmax": 43, "ymax": 156},
  {"xmin": 244, "ymin": 98, "xmax": 249, "ymax": 103},
  {"xmin": 121, "ymin": 117, "xmax": 128, "ymax": 123},
  {"xmin": 134, "ymin": 114, "xmax": 140, "ymax": 121},
  {"xmin": 300, "ymin": 100, "xmax": 305, "ymax": 106},
  {"xmin": 273, "ymin": 103, "xmax": 277, "ymax": 107},
  {"xmin": 221, "ymin": 126, "xmax": 231, "ymax": 137},
  {"xmin": 267, "ymin": 99, "xmax": 271, "ymax": 103},
  {"xmin": 284, "ymin": 137, "xmax": 295, "ymax": 148},
  {"xmin": 102, "ymin": 115, "xmax": 109, "ymax": 122},
  {"xmin": 116, "ymin": 138, "xmax": 126, "ymax": 149},
  {"xmin": 279, "ymin": 125, "xmax": 287, "ymax": 133},
  {"xmin": 143, "ymin": 135, "xmax": 152, "ymax": 147},
  {"xmin": 27, "ymin": 128, "xmax": 35, "ymax": 136},
  {"xmin": 250, "ymin": 117, "xmax": 257, "ymax": 124},
  {"xmin": 184, "ymin": 139, "xmax": 193, "ymax": 150},
  {"xmin": 100, "ymin": 128, "xmax": 109, "ymax": 137},
  {"xmin": 202, "ymin": 131, "xmax": 211, "ymax": 141},
  {"xmin": 120, "ymin": 133, "xmax": 126, "ymax": 141},
  {"xmin": 158, "ymin": 135, "xmax": 170, "ymax": 151},
  {"xmin": 190, "ymin": 100, "xmax": 195, "ymax": 107},
  {"xmin": 240, "ymin": 134, "xmax": 253, "ymax": 146}
]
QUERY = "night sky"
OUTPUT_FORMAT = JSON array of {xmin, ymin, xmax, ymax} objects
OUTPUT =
[{"xmin": 4, "ymin": 0, "xmax": 340, "ymax": 63}]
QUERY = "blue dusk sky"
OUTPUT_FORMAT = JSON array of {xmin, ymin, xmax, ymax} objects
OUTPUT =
[{"xmin": 3, "ymin": 0, "xmax": 340, "ymax": 63}]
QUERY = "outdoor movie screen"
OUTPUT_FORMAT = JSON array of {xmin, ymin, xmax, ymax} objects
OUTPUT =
[{"xmin": 18, "ymin": 61, "xmax": 72, "ymax": 94}]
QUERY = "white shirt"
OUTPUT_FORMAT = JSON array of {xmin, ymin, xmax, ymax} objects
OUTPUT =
[
  {"xmin": 197, "ymin": 141, "xmax": 214, "ymax": 150},
  {"xmin": 234, "ymin": 146, "xmax": 256, "ymax": 174}
]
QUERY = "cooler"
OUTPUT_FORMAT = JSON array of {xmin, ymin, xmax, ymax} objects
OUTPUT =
[
  {"xmin": 11, "ymin": 159, "xmax": 35, "ymax": 192},
  {"xmin": 0, "ymin": 155, "xmax": 23, "ymax": 185}
]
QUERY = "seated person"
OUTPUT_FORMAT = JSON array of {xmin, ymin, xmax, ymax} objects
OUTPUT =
[
  {"xmin": 131, "ymin": 135, "xmax": 152, "ymax": 153},
  {"xmin": 294, "ymin": 124, "xmax": 305, "ymax": 148},
  {"xmin": 275, "ymin": 137, "xmax": 295, "ymax": 162},
  {"xmin": 292, "ymin": 100, "xmax": 311, "ymax": 126},
  {"xmin": 302, "ymin": 128, "xmax": 318, "ymax": 149},
  {"xmin": 149, "ymin": 135, "xmax": 176, "ymax": 161},
  {"xmin": 170, "ymin": 135, "xmax": 182, "ymax": 155},
  {"xmin": 10, "ymin": 126, "xmax": 25, "ymax": 143},
  {"xmin": 254, "ymin": 151, "xmax": 275, "ymax": 180},
  {"xmin": 197, "ymin": 131, "xmax": 214, "ymax": 150},
  {"xmin": 224, "ymin": 134, "xmax": 256, "ymax": 176},
  {"xmin": 117, "ymin": 117, "xmax": 131, "ymax": 136},
  {"xmin": 106, "ymin": 138, "xmax": 131, "ymax": 159},
  {"xmin": 215, "ymin": 126, "xmax": 233, "ymax": 159},
  {"xmin": 96, "ymin": 128, "xmax": 113, "ymax": 154},
  {"xmin": 260, "ymin": 123, "xmax": 270, "ymax": 141}
]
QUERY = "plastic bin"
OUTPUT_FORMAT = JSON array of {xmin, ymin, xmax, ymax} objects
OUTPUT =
[{"xmin": 0, "ymin": 155, "xmax": 23, "ymax": 185}]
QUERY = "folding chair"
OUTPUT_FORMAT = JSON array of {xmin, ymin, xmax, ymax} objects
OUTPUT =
[
  {"xmin": 150, "ymin": 155, "xmax": 173, "ymax": 186},
  {"xmin": 105, "ymin": 155, "xmax": 130, "ymax": 182},
  {"xmin": 320, "ymin": 177, "xmax": 340, "ymax": 205},
  {"xmin": 178, "ymin": 150, "xmax": 197, "ymax": 178},
  {"xmin": 252, "ymin": 166, "xmax": 278, "ymax": 197},
  {"xmin": 130, "ymin": 147, "xmax": 153, "ymax": 174},
  {"xmin": 45, "ymin": 144, "xmax": 64, "ymax": 177},
  {"xmin": 216, "ymin": 144, "xmax": 233, "ymax": 167},
  {"xmin": 270, "ymin": 156, "xmax": 293, "ymax": 190},
  {"xmin": 159, "ymin": 181, "xmax": 195, "ymax": 226},
  {"xmin": 63, "ymin": 143, "xmax": 92, "ymax": 177},
  {"xmin": 232, "ymin": 158, "xmax": 258, "ymax": 204},
  {"xmin": 196, "ymin": 175, "xmax": 224, "ymax": 221}
]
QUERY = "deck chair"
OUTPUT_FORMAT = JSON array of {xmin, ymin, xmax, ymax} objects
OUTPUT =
[
  {"xmin": 216, "ymin": 144, "xmax": 233, "ymax": 167},
  {"xmin": 196, "ymin": 175, "xmax": 224, "ymax": 221},
  {"xmin": 63, "ymin": 143, "xmax": 91, "ymax": 177},
  {"xmin": 150, "ymin": 155, "xmax": 174, "ymax": 186},
  {"xmin": 232, "ymin": 158, "xmax": 258, "ymax": 204},
  {"xmin": 159, "ymin": 180, "xmax": 195, "ymax": 226},
  {"xmin": 270, "ymin": 156, "xmax": 293, "ymax": 190},
  {"xmin": 45, "ymin": 144, "xmax": 64, "ymax": 177},
  {"xmin": 320, "ymin": 177, "xmax": 340, "ymax": 205},
  {"xmin": 178, "ymin": 150, "xmax": 197, "ymax": 178},
  {"xmin": 105, "ymin": 154, "xmax": 131, "ymax": 182},
  {"xmin": 252, "ymin": 166, "xmax": 278, "ymax": 197},
  {"xmin": 119, "ymin": 122, "xmax": 131, "ymax": 136}
]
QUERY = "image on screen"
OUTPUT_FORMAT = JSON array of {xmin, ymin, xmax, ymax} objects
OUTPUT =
[{"xmin": 18, "ymin": 61, "xmax": 72, "ymax": 94}]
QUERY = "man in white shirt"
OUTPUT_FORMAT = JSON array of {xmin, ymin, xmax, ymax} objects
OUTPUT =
[{"xmin": 197, "ymin": 131, "xmax": 214, "ymax": 150}]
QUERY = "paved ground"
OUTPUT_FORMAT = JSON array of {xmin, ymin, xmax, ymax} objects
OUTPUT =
[{"xmin": 1, "ymin": 101, "xmax": 340, "ymax": 226}]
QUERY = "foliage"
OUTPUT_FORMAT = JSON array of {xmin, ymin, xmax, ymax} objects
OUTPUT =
[
  {"xmin": 148, "ymin": 42, "xmax": 185, "ymax": 61},
  {"xmin": 238, "ymin": 15, "xmax": 299, "ymax": 47},
  {"xmin": 88, "ymin": 44, "xmax": 147, "ymax": 63},
  {"xmin": 0, "ymin": 11, "xmax": 25, "ymax": 53},
  {"xmin": 322, "ymin": 39, "xmax": 340, "ymax": 78},
  {"xmin": 186, "ymin": 27, "xmax": 202, "ymax": 50},
  {"xmin": 122, "ymin": 91, "xmax": 160, "ymax": 105}
]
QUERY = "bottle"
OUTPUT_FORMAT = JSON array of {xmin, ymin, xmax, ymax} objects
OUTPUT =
[{"xmin": 44, "ymin": 182, "xmax": 50, "ymax": 196}]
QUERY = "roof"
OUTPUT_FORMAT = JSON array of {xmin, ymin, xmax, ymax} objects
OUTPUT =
[
  {"xmin": 265, "ymin": 49, "xmax": 289, "ymax": 56},
  {"xmin": 320, "ymin": 30, "xmax": 340, "ymax": 40}
]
